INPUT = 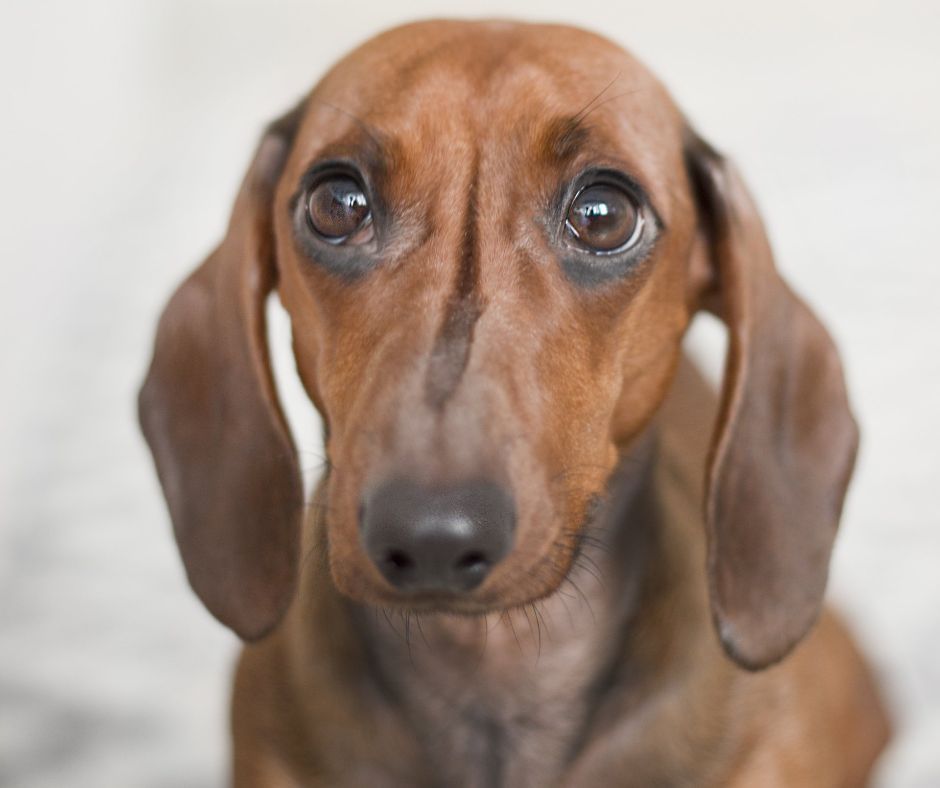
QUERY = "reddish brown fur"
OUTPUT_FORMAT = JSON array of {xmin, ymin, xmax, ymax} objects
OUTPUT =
[
  {"xmin": 139, "ymin": 20, "xmax": 891, "ymax": 786},
  {"xmin": 276, "ymin": 24, "xmax": 694, "ymax": 615}
]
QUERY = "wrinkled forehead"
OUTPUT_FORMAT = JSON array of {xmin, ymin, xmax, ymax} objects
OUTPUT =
[{"xmin": 286, "ymin": 21, "xmax": 686, "ymax": 209}]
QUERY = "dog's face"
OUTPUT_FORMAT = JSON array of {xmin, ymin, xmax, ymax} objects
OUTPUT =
[
  {"xmin": 274, "ymin": 23, "xmax": 697, "ymax": 612},
  {"xmin": 140, "ymin": 20, "xmax": 858, "ymax": 670}
]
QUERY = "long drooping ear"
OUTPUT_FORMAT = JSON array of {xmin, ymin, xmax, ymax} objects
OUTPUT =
[
  {"xmin": 139, "ymin": 105, "xmax": 305, "ymax": 640},
  {"xmin": 685, "ymin": 129, "xmax": 859, "ymax": 670}
]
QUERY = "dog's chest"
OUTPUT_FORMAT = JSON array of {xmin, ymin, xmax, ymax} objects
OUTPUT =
[{"xmin": 364, "ymin": 596, "xmax": 615, "ymax": 788}]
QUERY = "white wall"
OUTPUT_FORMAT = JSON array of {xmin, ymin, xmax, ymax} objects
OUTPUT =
[{"xmin": 1, "ymin": 1, "xmax": 938, "ymax": 785}]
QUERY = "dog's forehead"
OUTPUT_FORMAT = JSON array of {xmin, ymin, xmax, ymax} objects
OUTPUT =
[
  {"xmin": 291, "ymin": 21, "xmax": 684, "ymax": 184},
  {"xmin": 317, "ymin": 20, "xmax": 655, "ymax": 96}
]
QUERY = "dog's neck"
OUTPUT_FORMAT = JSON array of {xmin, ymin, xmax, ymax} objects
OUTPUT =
[{"xmin": 325, "ymin": 432, "xmax": 711, "ymax": 787}]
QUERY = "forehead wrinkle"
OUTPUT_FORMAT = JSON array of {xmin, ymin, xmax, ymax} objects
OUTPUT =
[{"xmin": 337, "ymin": 28, "xmax": 572, "ymax": 150}]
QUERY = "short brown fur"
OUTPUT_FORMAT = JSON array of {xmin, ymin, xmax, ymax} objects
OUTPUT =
[{"xmin": 139, "ymin": 20, "xmax": 890, "ymax": 786}]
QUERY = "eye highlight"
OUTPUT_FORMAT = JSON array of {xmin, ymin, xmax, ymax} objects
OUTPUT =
[
  {"xmin": 565, "ymin": 182, "xmax": 643, "ymax": 254},
  {"xmin": 305, "ymin": 174, "xmax": 374, "ymax": 245}
]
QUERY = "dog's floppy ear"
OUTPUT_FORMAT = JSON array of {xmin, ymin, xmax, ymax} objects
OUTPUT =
[
  {"xmin": 685, "ymin": 129, "xmax": 859, "ymax": 670},
  {"xmin": 139, "ymin": 105, "xmax": 305, "ymax": 640}
]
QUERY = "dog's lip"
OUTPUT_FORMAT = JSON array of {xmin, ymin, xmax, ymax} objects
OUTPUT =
[
  {"xmin": 363, "ymin": 587, "xmax": 498, "ymax": 615},
  {"xmin": 351, "ymin": 542, "xmax": 579, "ymax": 615}
]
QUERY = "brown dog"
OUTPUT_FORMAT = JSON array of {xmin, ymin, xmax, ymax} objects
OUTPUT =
[{"xmin": 139, "ymin": 20, "xmax": 890, "ymax": 787}]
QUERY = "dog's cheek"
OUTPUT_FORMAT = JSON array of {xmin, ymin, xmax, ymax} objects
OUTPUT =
[
  {"xmin": 610, "ymin": 278, "xmax": 692, "ymax": 444},
  {"xmin": 315, "ymin": 463, "xmax": 374, "ymax": 603},
  {"xmin": 609, "ymin": 350, "xmax": 682, "ymax": 444}
]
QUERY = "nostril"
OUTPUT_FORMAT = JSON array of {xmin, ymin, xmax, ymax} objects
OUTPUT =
[
  {"xmin": 384, "ymin": 550, "xmax": 414, "ymax": 571},
  {"xmin": 452, "ymin": 549, "xmax": 492, "ymax": 591},
  {"xmin": 454, "ymin": 551, "xmax": 489, "ymax": 572}
]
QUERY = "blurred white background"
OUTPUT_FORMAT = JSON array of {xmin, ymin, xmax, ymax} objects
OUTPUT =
[{"xmin": 1, "ymin": 1, "xmax": 938, "ymax": 786}]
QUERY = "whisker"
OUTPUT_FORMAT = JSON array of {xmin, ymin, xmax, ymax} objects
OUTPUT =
[
  {"xmin": 381, "ymin": 607, "xmax": 402, "ymax": 641},
  {"xmin": 532, "ymin": 602, "xmax": 549, "ymax": 656},
  {"xmin": 414, "ymin": 614, "xmax": 431, "ymax": 651},
  {"xmin": 576, "ymin": 89, "xmax": 643, "ymax": 126},
  {"xmin": 403, "ymin": 611, "xmax": 414, "ymax": 664},
  {"xmin": 503, "ymin": 609, "xmax": 523, "ymax": 654},
  {"xmin": 473, "ymin": 614, "xmax": 491, "ymax": 669},
  {"xmin": 575, "ymin": 552, "xmax": 606, "ymax": 588},
  {"xmin": 564, "ymin": 576, "xmax": 596, "ymax": 625},
  {"xmin": 557, "ymin": 586, "xmax": 577, "ymax": 629},
  {"xmin": 310, "ymin": 98, "xmax": 385, "ymax": 150},
  {"xmin": 571, "ymin": 72, "xmax": 622, "ymax": 126}
]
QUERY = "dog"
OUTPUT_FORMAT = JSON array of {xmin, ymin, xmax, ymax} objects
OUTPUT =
[{"xmin": 139, "ymin": 20, "xmax": 891, "ymax": 787}]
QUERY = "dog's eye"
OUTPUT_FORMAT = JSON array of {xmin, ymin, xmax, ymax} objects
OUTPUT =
[
  {"xmin": 305, "ymin": 176, "xmax": 373, "ymax": 245},
  {"xmin": 565, "ymin": 183, "xmax": 642, "ymax": 253}
]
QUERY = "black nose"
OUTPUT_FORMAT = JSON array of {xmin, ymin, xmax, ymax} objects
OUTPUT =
[{"xmin": 360, "ymin": 479, "xmax": 515, "ymax": 594}]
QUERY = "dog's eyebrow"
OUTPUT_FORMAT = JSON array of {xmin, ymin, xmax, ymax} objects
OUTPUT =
[
  {"xmin": 293, "ymin": 99, "xmax": 397, "ymax": 187},
  {"xmin": 311, "ymin": 99, "xmax": 389, "ymax": 154},
  {"xmin": 309, "ymin": 131, "xmax": 392, "ymax": 178},
  {"xmin": 289, "ymin": 126, "xmax": 396, "ymax": 220},
  {"xmin": 541, "ymin": 115, "xmax": 592, "ymax": 162},
  {"xmin": 352, "ymin": 131, "xmax": 392, "ymax": 180}
]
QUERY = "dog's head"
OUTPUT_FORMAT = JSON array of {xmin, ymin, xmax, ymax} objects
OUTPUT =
[{"xmin": 139, "ymin": 21, "xmax": 857, "ymax": 670}]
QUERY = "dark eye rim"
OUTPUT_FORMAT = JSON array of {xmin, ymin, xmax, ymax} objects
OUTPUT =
[
  {"xmin": 562, "ymin": 172, "xmax": 646, "ymax": 256},
  {"xmin": 298, "ymin": 163, "xmax": 375, "ymax": 246}
]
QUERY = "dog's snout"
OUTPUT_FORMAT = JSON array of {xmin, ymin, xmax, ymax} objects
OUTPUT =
[{"xmin": 360, "ymin": 479, "xmax": 515, "ymax": 594}]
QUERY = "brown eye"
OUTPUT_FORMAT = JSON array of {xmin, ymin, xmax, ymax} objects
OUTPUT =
[
  {"xmin": 565, "ymin": 183, "xmax": 642, "ymax": 253},
  {"xmin": 306, "ymin": 176, "xmax": 373, "ymax": 244}
]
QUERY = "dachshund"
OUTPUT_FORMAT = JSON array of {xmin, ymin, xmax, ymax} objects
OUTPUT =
[{"xmin": 139, "ymin": 19, "xmax": 890, "ymax": 787}]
